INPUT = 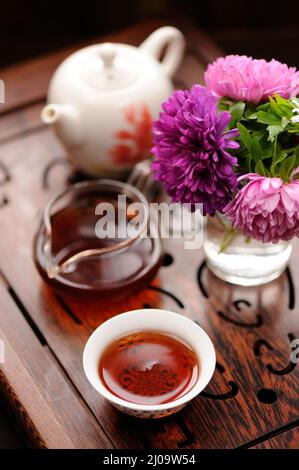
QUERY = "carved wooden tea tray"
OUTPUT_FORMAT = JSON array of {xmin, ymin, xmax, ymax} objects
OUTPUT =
[{"xmin": 0, "ymin": 17, "xmax": 298, "ymax": 449}]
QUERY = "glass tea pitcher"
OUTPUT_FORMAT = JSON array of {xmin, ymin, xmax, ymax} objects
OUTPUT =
[{"xmin": 33, "ymin": 179, "xmax": 162, "ymax": 300}]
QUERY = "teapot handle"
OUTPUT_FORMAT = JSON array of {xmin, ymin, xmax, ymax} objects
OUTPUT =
[{"xmin": 140, "ymin": 26, "xmax": 185, "ymax": 78}]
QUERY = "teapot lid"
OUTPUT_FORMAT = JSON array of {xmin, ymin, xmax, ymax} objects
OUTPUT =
[{"xmin": 74, "ymin": 42, "xmax": 139, "ymax": 91}]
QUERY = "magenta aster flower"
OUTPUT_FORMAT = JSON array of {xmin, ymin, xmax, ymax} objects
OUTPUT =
[
  {"xmin": 224, "ymin": 172, "xmax": 299, "ymax": 243},
  {"xmin": 152, "ymin": 85, "xmax": 239, "ymax": 215},
  {"xmin": 205, "ymin": 55, "xmax": 299, "ymax": 104}
]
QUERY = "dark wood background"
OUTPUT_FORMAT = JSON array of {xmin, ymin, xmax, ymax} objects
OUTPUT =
[{"xmin": 1, "ymin": 0, "xmax": 299, "ymax": 67}]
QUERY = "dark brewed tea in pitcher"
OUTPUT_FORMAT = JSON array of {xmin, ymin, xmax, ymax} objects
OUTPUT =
[
  {"xmin": 99, "ymin": 331, "xmax": 199, "ymax": 405},
  {"xmin": 33, "ymin": 180, "xmax": 161, "ymax": 300}
]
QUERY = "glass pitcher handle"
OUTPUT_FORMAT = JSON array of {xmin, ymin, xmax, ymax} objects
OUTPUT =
[{"xmin": 127, "ymin": 158, "xmax": 161, "ymax": 201}]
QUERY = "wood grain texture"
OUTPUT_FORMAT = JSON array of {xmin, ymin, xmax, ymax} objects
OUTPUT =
[
  {"xmin": 0, "ymin": 103, "xmax": 44, "ymax": 143},
  {"xmin": 1, "ymin": 122, "xmax": 299, "ymax": 448},
  {"xmin": 1, "ymin": 18, "xmax": 298, "ymax": 450},
  {"xmin": 0, "ymin": 281, "xmax": 112, "ymax": 448},
  {"xmin": 0, "ymin": 23, "xmax": 218, "ymax": 447},
  {"xmin": 252, "ymin": 426, "xmax": 299, "ymax": 449}
]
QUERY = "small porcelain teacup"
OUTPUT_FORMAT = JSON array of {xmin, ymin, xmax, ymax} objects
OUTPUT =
[{"xmin": 83, "ymin": 309, "xmax": 216, "ymax": 419}]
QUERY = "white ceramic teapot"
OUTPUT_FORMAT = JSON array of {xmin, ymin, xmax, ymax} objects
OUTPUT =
[{"xmin": 41, "ymin": 26, "xmax": 185, "ymax": 176}]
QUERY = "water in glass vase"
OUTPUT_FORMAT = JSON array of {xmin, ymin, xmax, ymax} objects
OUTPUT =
[{"xmin": 203, "ymin": 214, "xmax": 292, "ymax": 286}]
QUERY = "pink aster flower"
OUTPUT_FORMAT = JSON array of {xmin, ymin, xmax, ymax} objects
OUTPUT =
[
  {"xmin": 224, "ymin": 172, "xmax": 299, "ymax": 243},
  {"xmin": 205, "ymin": 55, "xmax": 299, "ymax": 104}
]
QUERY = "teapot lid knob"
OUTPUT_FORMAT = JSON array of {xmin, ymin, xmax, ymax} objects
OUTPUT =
[
  {"xmin": 77, "ymin": 41, "xmax": 138, "ymax": 90},
  {"xmin": 99, "ymin": 43, "xmax": 117, "ymax": 69}
]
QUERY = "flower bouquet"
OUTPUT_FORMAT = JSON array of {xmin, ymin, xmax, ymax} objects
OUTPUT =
[{"xmin": 152, "ymin": 55, "xmax": 299, "ymax": 286}]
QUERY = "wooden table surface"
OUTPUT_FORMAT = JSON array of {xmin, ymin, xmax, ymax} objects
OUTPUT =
[{"xmin": 0, "ymin": 17, "xmax": 298, "ymax": 449}]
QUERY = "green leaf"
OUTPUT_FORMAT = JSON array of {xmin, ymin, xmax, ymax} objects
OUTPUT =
[
  {"xmin": 287, "ymin": 127, "xmax": 299, "ymax": 134},
  {"xmin": 279, "ymin": 155, "xmax": 296, "ymax": 180},
  {"xmin": 270, "ymin": 138, "xmax": 287, "ymax": 174},
  {"xmin": 281, "ymin": 116, "xmax": 289, "ymax": 129},
  {"xmin": 251, "ymin": 130, "xmax": 266, "ymax": 141},
  {"xmin": 218, "ymin": 98, "xmax": 229, "ymax": 112},
  {"xmin": 293, "ymin": 150, "xmax": 299, "ymax": 179},
  {"xmin": 267, "ymin": 124, "xmax": 284, "ymax": 142},
  {"xmin": 244, "ymin": 105, "xmax": 258, "ymax": 120},
  {"xmin": 250, "ymin": 136, "xmax": 263, "ymax": 161},
  {"xmin": 293, "ymin": 149, "xmax": 299, "ymax": 179},
  {"xmin": 271, "ymin": 150, "xmax": 287, "ymax": 175},
  {"xmin": 237, "ymin": 122, "xmax": 251, "ymax": 151},
  {"xmin": 270, "ymin": 94, "xmax": 293, "ymax": 119},
  {"xmin": 256, "ymin": 110, "xmax": 281, "ymax": 125},
  {"xmin": 268, "ymin": 95, "xmax": 283, "ymax": 116},
  {"xmin": 274, "ymin": 94, "xmax": 286, "ymax": 106},
  {"xmin": 257, "ymin": 102, "xmax": 270, "ymax": 111},
  {"xmin": 229, "ymin": 101, "xmax": 245, "ymax": 129},
  {"xmin": 259, "ymin": 140, "xmax": 273, "ymax": 159},
  {"xmin": 255, "ymin": 160, "xmax": 268, "ymax": 176}
]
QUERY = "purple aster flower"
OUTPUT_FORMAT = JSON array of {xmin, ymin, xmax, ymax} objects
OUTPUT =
[{"xmin": 151, "ymin": 85, "xmax": 239, "ymax": 215}]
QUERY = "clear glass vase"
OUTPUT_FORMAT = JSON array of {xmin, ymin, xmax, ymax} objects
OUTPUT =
[{"xmin": 203, "ymin": 214, "xmax": 293, "ymax": 286}]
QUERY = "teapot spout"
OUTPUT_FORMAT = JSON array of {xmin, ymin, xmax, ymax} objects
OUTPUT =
[{"xmin": 41, "ymin": 104, "xmax": 83, "ymax": 147}]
